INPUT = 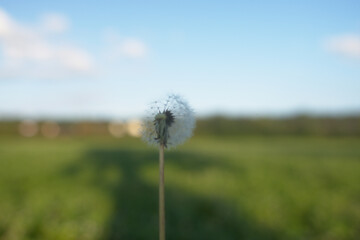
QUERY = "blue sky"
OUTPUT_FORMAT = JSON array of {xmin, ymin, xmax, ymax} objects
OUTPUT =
[{"xmin": 0, "ymin": 0, "xmax": 359, "ymax": 119}]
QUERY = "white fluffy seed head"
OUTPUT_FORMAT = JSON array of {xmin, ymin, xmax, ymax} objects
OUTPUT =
[{"xmin": 141, "ymin": 94, "xmax": 195, "ymax": 149}]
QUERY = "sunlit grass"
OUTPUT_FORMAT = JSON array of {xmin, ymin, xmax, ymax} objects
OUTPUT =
[{"xmin": 0, "ymin": 136, "xmax": 359, "ymax": 240}]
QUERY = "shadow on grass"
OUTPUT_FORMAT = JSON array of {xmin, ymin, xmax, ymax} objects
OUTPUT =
[{"xmin": 64, "ymin": 148, "xmax": 280, "ymax": 240}]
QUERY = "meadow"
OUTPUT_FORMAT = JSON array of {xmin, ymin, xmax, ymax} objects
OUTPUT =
[{"xmin": 0, "ymin": 135, "xmax": 359, "ymax": 240}]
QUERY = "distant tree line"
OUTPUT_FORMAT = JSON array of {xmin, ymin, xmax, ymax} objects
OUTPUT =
[
  {"xmin": 0, "ymin": 115, "xmax": 359, "ymax": 137},
  {"xmin": 0, "ymin": 121, "xmax": 109, "ymax": 137},
  {"xmin": 194, "ymin": 115, "xmax": 360, "ymax": 136}
]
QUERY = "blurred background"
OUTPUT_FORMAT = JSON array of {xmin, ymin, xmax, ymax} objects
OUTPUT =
[{"xmin": 0, "ymin": 1, "xmax": 359, "ymax": 239}]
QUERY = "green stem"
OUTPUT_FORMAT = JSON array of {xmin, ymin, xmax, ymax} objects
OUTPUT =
[{"xmin": 159, "ymin": 144, "xmax": 166, "ymax": 240}]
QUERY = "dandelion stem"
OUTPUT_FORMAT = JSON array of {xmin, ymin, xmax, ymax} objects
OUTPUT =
[{"xmin": 159, "ymin": 144, "xmax": 166, "ymax": 240}]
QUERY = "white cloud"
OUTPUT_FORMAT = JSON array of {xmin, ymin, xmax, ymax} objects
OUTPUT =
[
  {"xmin": 120, "ymin": 39, "xmax": 147, "ymax": 59},
  {"xmin": 103, "ymin": 29, "xmax": 148, "ymax": 59},
  {"xmin": 325, "ymin": 34, "xmax": 360, "ymax": 59},
  {"xmin": 0, "ymin": 9, "xmax": 13, "ymax": 36},
  {"xmin": 0, "ymin": 8, "xmax": 94, "ymax": 79},
  {"xmin": 41, "ymin": 13, "xmax": 69, "ymax": 34}
]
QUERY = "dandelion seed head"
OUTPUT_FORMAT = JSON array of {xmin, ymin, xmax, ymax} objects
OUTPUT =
[{"xmin": 141, "ymin": 94, "xmax": 195, "ymax": 148}]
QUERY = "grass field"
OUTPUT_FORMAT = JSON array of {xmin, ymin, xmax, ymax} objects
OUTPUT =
[{"xmin": 0, "ymin": 136, "xmax": 359, "ymax": 240}]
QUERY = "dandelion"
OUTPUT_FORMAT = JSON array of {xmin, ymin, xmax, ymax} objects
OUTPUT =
[
  {"xmin": 141, "ymin": 94, "xmax": 195, "ymax": 240},
  {"xmin": 142, "ymin": 94, "xmax": 195, "ymax": 149}
]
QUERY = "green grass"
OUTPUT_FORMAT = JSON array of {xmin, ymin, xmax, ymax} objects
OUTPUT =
[{"xmin": 0, "ymin": 136, "xmax": 359, "ymax": 240}]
